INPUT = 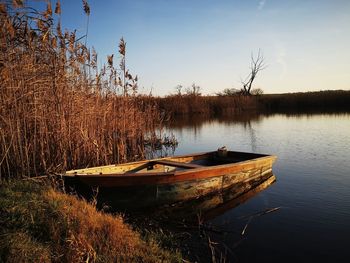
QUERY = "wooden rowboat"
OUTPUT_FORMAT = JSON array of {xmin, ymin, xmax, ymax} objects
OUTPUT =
[{"xmin": 64, "ymin": 150, "xmax": 276, "ymax": 208}]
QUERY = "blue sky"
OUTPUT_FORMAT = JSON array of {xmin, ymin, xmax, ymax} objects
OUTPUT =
[{"xmin": 36, "ymin": 0, "xmax": 350, "ymax": 95}]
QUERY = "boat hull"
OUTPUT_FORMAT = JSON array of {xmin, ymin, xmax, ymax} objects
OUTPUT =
[
  {"xmin": 149, "ymin": 173, "xmax": 276, "ymax": 223},
  {"xmin": 65, "ymin": 152, "xmax": 276, "ymax": 209}
]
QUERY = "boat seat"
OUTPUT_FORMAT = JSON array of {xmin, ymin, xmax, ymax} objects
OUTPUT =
[
  {"xmin": 125, "ymin": 159, "xmax": 203, "ymax": 174},
  {"xmin": 154, "ymin": 160, "xmax": 203, "ymax": 169},
  {"xmin": 124, "ymin": 162, "xmax": 155, "ymax": 173}
]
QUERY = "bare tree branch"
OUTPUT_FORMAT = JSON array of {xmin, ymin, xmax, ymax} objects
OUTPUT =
[{"xmin": 241, "ymin": 49, "xmax": 266, "ymax": 96}]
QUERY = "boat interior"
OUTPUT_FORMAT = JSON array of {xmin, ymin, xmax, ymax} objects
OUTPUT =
[{"xmin": 65, "ymin": 151, "xmax": 269, "ymax": 176}]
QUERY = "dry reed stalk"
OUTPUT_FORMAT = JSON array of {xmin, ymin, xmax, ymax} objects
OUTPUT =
[{"xmin": 0, "ymin": 1, "xmax": 163, "ymax": 178}]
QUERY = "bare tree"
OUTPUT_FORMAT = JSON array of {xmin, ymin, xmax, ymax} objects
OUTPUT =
[
  {"xmin": 241, "ymin": 50, "xmax": 266, "ymax": 96},
  {"xmin": 174, "ymin": 84, "xmax": 183, "ymax": 96},
  {"xmin": 185, "ymin": 83, "xmax": 201, "ymax": 96},
  {"xmin": 216, "ymin": 88, "xmax": 240, "ymax": 96},
  {"xmin": 251, "ymin": 88, "xmax": 264, "ymax": 96}
]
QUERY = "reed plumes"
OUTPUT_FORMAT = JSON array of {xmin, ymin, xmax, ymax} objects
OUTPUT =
[{"xmin": 0, "ymin": 1, "xmax": 162, "ymax": 178}]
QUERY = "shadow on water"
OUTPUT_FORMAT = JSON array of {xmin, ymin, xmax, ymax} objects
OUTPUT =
[{"xmin": 100, "ymin": 173, "xmax": 277, "ymax": 262}]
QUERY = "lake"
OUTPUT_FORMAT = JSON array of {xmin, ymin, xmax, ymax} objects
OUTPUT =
[{"xmin": 164, "ymin": 113, "xmax": 350, "ymax": 262}]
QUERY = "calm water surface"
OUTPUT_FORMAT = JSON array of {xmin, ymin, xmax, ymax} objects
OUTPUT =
[{"xmin": 167, "ymin": 113, "xmax": 350, "ymax": 262}]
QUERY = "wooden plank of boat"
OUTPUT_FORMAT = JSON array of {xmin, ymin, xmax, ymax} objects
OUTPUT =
[
  {"xmin": 124, "ymin": 160, "xmax": 203, "ymax": 174},
  {"xmin": 154, "ymin": 159, "xmax": 203, "ymax": 169},
  {"xmin": 124, "ymin": 162, "xmax": 154, "ymax": 173}
]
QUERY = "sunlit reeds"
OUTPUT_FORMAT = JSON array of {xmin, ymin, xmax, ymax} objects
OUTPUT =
[{"xmin": 0, "ymin": 1, "xmax": 162, "ymax": 178}]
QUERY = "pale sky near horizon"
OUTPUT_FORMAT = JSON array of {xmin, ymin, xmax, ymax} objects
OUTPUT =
[{"xmin": 36, "ymin": 0, "xmax": 350, "ymax": 95}]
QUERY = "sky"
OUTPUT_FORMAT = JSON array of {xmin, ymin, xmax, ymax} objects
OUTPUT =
[{"xmin": 33, "ymin": 0, "xmax": 350, "ymax": 95}]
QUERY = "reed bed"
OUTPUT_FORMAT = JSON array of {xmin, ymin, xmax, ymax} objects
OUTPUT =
[
  {"xmin": 0, "ymin": 1, "xmax": 163, "ymax": 178},
  {"xmin": 157, "ymin": 94, "xmax": 258, "ymax": 116},
  {"xmin": 259, "ymin": 90, "xmax": 350, "ymax": 113},
  {"xmin": 157, "ymin": 90, "xmax": 350, "ymax": 117}
]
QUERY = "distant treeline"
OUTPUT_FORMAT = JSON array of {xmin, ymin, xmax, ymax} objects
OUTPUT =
[
  {"xmin": 259, "ymin": 90, "xmax": 350, "ymax": 113},
  {"xmin": 157, "ymin": 90, "xmax": 350, "ymax": 116},
  {"xmin": 156, "ymin": 95, "xmax": 257, "ymax": 116}
]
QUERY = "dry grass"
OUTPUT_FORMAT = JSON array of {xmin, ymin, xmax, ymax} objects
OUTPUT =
[
  {"xmin": 0, "ymin": 180, "xmax": 181, "ymax": 262},
  {"xmin": 0, "ymin": 1, "xmax": 164, "ymax": 178}
]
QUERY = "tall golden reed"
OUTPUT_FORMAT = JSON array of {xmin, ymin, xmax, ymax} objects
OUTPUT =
[{"xmin": 0, "ymin": 1, "xmax": 162, "ymax": 178}]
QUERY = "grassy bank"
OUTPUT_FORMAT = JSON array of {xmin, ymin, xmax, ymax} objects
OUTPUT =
[{"xmin": 0, "ymin": 179, "xmax": 181, "ymax": 262}]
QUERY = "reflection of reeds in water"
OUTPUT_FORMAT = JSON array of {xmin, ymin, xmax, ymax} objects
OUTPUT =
[
  {"xmin": 144, "ymin": 134, "xmax": 178, "ymax": 159},
  {"xmin": 167, "ymin": 112, "xmax": 266, "ymax": 130},
  {"xmin": 0, "ymin": 2, "xmax": 163, "ymax": 178}
]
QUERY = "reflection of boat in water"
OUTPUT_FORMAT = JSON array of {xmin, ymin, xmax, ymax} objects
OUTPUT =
[
  {"xmin": 151, "ymin": 173, "xmax": 276, "ymax": 223},
  {"xmin": 64, "ymin": 150, "xmax": 276, "ymax": 208}
]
